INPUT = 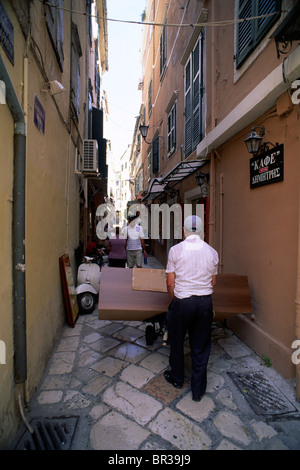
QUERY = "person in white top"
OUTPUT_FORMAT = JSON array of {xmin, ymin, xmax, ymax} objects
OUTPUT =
[
  {"xmin": 165, "ymin": 215, "xmax": 219, "ymax": 402},
  {"xmin": 124, "ymin": 215, "xmax": 147, "ymax": 268}
]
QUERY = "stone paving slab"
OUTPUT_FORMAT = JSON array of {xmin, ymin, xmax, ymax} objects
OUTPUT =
[
  {"xmin": 102, "ymin": 382, "xmax": 163, "ymax": 426},
  {"xmin": 143, "ymin": 373, "xmax": 189, "ymax": 406},
  {"xmin": 148, "ymin": 408, "xmax": 212, "ymax": 450},
  {"xmin": 120, "ymin": 363, "xmax": 155, "ymax": 388},
  {"xmin": 90, "ymin": 411, "xmax": 150, "ymax": 450}
]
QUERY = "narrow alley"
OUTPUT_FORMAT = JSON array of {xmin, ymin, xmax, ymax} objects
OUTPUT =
[{"xmin": 12, "ymin": 257, "xmax": 300, "ymax": 452}]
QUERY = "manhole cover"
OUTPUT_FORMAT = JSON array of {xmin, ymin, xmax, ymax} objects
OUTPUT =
[
  {"xmin": 15, "ymin": 417, "xmax": 78, "ymax": 450},
  {"xmin": 228, "ymin": 371, "xmax": 297, "ymax": 416}
]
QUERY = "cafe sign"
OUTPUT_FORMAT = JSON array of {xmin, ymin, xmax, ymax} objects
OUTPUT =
[{"xmin": 250, "ymin": 144, "xmax": 284, "ymax": 189}]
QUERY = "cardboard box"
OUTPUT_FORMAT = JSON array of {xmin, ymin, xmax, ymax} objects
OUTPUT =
[
  {"xmin": 132, "ymin": 268, "xmax": 167, "ymax": 293},
  {"xmin": 98, "ymin": 267, "xmax": 252, "ymax": 322}
]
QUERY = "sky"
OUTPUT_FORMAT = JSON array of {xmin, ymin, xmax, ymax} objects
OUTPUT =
[{"xmin": 102, "ymin": 0, "xmax": 146, "ymax": 163}]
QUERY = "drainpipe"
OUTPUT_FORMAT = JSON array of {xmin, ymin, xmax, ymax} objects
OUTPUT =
[
  {"xmin": 208, "ymin": 151, "xmax": 216, "ymax": 248},
  {"xmin": 0, "ymin": 55, "xmax": 27, "ymax": 384},
  {"xmin": 295, "ymin": 188, "xmax": 300, "ymax": 401}
]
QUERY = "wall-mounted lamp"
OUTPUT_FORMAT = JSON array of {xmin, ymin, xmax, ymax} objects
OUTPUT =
[
  {"xmin": 41, "ymin": 80, "xmax": 66, "ymax": 96},
  {"xmin": 139, "ymin": 124, "xmax": 149, "ymax": 141},
  {"xmin": 195, "ymin": 171, "xmax": 210, "ymax": 187},
  {"xmin": 139, "ymin": 124, "xmax": 164, "ymax": 145},
  {"xmin": 195, "ymin": 171, "xmax": 210, "ymax": 196},
  {"xmin": 244, "ymin": 126, "xmax": 265, "ymax": 154},
  {"xmin": 244, "ymin": 126, "xmax": 279, "ymax": 156}
]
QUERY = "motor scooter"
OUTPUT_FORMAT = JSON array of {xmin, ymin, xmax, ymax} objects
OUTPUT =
[{"xmin": 75, "ymin": 254, "xmax": 103, "ymax": 314}]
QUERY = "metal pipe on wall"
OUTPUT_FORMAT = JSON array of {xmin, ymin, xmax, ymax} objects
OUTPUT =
[
  {"xmin": 0, "ymin": 55, "xmax": 27, "ymax": 384},
  {"xmin": 295, "ymin": 184, "xmax": 300, "ymax": 401},
  {"xmin": 219, "ymin": 173, "xmax": 224, "ymax": 273},
  {"xmin": 208, "ymin": 151, "xmax": 215, "ymax": 247}
]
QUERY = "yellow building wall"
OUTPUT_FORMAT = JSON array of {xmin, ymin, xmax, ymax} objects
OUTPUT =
[
  {"xmin": 0, "ymin": 0, "xmax": 83, "ymax": 448},
  {"xmin": 0, "ymin": 82, "xmax": 15, "ymax": 445}
]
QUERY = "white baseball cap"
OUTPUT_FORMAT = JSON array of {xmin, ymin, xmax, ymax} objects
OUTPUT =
[{"xmin": 184, "ymin": 215, "xmax": 202, "ymax": 233}]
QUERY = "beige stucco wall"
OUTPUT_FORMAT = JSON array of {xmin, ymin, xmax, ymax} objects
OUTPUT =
[
  {"xmin": 0, "ymin": 0, "xmax": 82, "ymax": 448},
  {"xmin": 214, "ymin": 102, "xmax": 299, "ymax": 378}
]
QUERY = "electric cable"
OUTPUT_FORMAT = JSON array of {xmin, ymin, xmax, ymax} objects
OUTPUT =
[{"xmin": 40, "ymin": 1, "xmax": 282, "ymax": 29}]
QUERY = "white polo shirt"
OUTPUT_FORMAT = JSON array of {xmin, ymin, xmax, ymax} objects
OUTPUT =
[
  {"xmin": 166, "ymin": 235, "xmax": 219, "ymax": 298},
  {"xmin": 124, "ymin": 223, "xmax": 145, "ymax": 251}
]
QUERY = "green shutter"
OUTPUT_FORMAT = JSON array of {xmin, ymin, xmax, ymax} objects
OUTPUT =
[
  {"xmin": 192, "ymin": 41, "xmax": 200, "ymax": 146},
  {"xmin": 45, "ymin": 0, "xmax": 64, "ymax": 72},
  {"xmin": 184, "ymin": 59, "xmax": 192, "ymax": 156},
  {"xmin": 236, "ymin": 0, "xmax": 281, "ymax": 68},
  {"xmin": 236, "ymin": 0, "xmax": 253, "ymax": 67},
  {"xmin": 152, "ymin": 137, "xmax": 159, "ymax": 173},
  {"xmin": 256, "ymin": 0, "xmax": 281, "ymax": 43},
  {"xmin": 184, "ymin": 35, "xmax": 204, "ymax": 157}
]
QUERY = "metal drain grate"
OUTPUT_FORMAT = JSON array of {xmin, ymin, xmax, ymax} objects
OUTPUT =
[
  {"xmin": 228, "ymin": 371, "xmax": 297, "ymax": 416},
  {"xmin": 15, "ymin": 417, "xmax": 78, "ymax": 450}
]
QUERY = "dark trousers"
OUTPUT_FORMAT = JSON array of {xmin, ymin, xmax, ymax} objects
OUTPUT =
[
  {"xmin": 108, "ymin": 258, "xmax": 126, "ymax": 268},
  {"xmin": 167, "ymin": 295, "xmax": 213, "ymax": 396}
]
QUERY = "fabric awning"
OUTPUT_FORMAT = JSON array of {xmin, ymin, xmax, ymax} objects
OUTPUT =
[{"xmin": 142, "ymin": 159, "xmax": 209, "ymax": 201}]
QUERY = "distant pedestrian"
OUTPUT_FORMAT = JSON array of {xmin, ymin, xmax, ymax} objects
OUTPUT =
[
  {"xmin": 124, "ymin": 216, "xmax": 147, "ymax": 268},
  {"xmin": 86, "ymin": 235, "xmax": 98, "ymax": 256},
  {"xmin": 164, "ymin": 215, "xmax": 219, "ymax": 402},
  {"xmin": 107, "ymin": 227, "xmax": 127, "ymax": 268}
]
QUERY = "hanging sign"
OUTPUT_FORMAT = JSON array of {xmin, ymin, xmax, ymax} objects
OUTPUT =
[{"xmin": 250, "ymin": 144, "xmax": 284, "ymax": 189}]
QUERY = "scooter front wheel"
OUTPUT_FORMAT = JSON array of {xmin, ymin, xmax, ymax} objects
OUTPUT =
[{"xmin": 77, "ymin": 292, "xmax": 97, "ymax": 314}]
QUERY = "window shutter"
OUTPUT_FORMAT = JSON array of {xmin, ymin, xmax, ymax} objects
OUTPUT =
[
  {"xmin": 71, "ymin": 22, "xmax": 82, "ymax": 117},
  {"xmin": 256, "ymin": 0, "xmax": 281, "ymax": 44},
  {"xmin": 167, "ymin": 102, "xmax": 177, "ymax": 156},
  {"xmin": 184, "ymin": 35, "xmax": 204, "ymax": 157},
  {"xmin": 192, "ymin": 41, "xmax": 200, "ymax": 146},
  {"xmin": 148, "ymin": 150, "xmax": 152, "ymax": 181},
  {"xmin": 148, "ymin": 79, "xmax": 152, "ymax": 117},
  {"xmin": 160, "ymin": 19, "xmax": 167, "ymax": 79},
  {"xmin": 236, "ymin": 0, "xmax": 253, "ymax": 67},
  {"xmin": 184, "ymin": 59, "xmax": 192, "ymax": 156},
  {"xmin": 45, "ymin": 0, "xmax": 64, "ymax": 71},
  {"xmin": 152, "ymin": 137, "xmax": 159, "ymax": 174},
  {"xmin": 236, "ymin": 0, "xmax": 281, "ymax": 68}
]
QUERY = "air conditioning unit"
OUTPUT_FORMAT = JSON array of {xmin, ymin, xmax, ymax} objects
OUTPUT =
[{"xmin": 82, "ymin": 140, "xmax": 99, "ymax": 173}]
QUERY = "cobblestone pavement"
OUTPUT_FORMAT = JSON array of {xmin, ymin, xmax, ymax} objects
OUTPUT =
[{"xmin": 12, "ymin": 256, "xmax": 300, "ymax": 451}]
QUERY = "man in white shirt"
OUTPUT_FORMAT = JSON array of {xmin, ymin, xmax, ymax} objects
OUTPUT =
[
  {"xmin": 165, "ymin": 215, "xmax": 219, "ymax": 402},
  {"xmin": 124, "ymin": 216, "xmax": 147, "ymax": 268}
]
